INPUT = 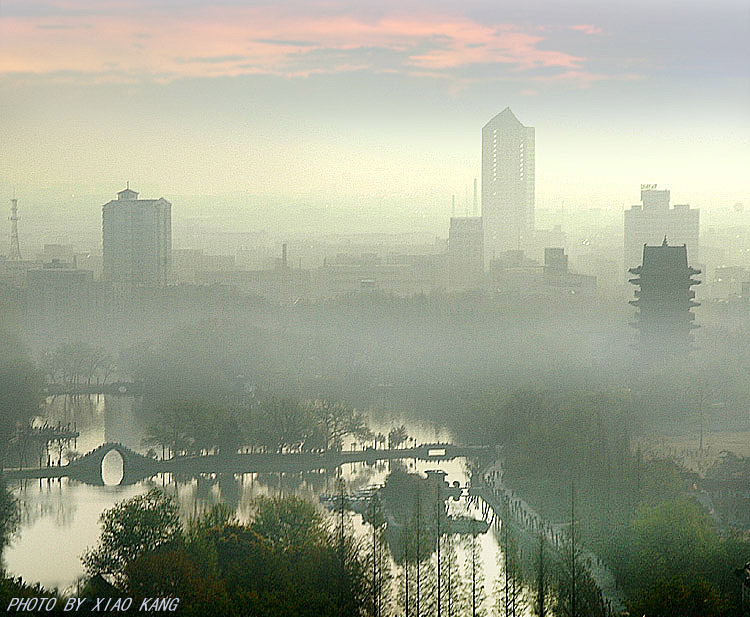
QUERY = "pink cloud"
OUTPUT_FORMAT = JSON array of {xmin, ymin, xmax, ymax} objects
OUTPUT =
[
  {"xmin": 0, "ymin": 5, "xmax": 594, "ymax": 86},
  {"xmin": 569, "ymin": 24, "xmax": 604, "ymax": 36}
]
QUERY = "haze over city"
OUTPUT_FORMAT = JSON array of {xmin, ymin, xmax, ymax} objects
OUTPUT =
[
  {"xmin": 1, "ymin": 1, "xmax": 749, "ymax": 616},
  {"xmin": 1, "ymin": 0, "xmax": 749, "ymax": 243}
]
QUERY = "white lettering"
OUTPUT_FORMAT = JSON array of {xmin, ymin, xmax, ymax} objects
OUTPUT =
[
  {"xmin": 63, "ymin": 598, "xmax": 86, "ymax": 611},
  {"xmin": 42, "ymin": 598, "xmax": 57, "ymax": 611},
  {"xmin": 139, "ymin": 597, "xmax": 180, "ymax": 612}
]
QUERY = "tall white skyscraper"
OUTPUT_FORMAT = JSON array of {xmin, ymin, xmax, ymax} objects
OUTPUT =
[
  {"xmin": 102, "ymin": 187, "xmax": 171, "ymax": 287},
  {"xmin": 481, "ymin": 108, "xmax": 535, "ymax": 261}
]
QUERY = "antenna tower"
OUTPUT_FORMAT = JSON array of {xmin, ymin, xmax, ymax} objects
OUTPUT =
[{"xmin": 9, "ymin": 193, "xmax": 22, "ymax": 261}]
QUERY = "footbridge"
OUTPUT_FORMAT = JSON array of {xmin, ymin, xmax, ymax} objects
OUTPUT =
[
  {"xmin": 5, "ymin": 442, "xmax": 157, "ymax": 486},
  {"xmin": 4, "ymin": 442, "xmax": 493, "ymax": 487}
]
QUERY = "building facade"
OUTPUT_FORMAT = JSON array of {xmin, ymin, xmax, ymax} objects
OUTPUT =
[
  {"xmin": 448, "ymin": 216, "xmax": 484, "ymax": 290},
  {"xmin": 624, "ymin": 186, "xmax": 699, "ymax": 276},
  {"xmin": 102, "ymin": 188, "xmax": 171, "ymax": 287},
  {"xmin": 481, "ymin": 108, "xmax": 535, "ymax": 261}
]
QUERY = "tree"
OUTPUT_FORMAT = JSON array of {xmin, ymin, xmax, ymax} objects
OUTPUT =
[
  {"xmin": 440, "ymin": 534, "xmax": 467, "ymax": 617},
  {"xmin": 464, "ymin": 520, "xmax": 487, "ymax": 617},
  {"xmin": 83, "ymin": 488, "xmax": 182, "ymax": 586},
  {"xmin": 251, "ymin": 495, "xmax": 327, "ymax": 553},
  {"xmin": 0, "ymin": 330, "xmax": 43, "ymax": 469},
  {"xmin": 551, "ymin": 484, "xmax": 604, "ymax": 617},
  {"xmin": 533, "ymin": 533, "xmax": 549, "ymax": 617},
  {"xmin": 142, "ymin": 400, "xmax": 200, "ymax": 458},
  {"xmin": 306, "ymin": 400, "xmax": 370, "ymax": 452},
  {"xmin": 365, "ymin": 495, "xmax": 392, "ymax": 617},
  {"xmin": 629, "ymin": 575, "xmax": 727, "ymax": 617},
  {"xmin": 253, "ymin": 397, "xmax": 313, "ymax": 453},
  {"xmin": 125, "ymin": 547, "xmax": 230, "ymax": 616},
  {"xmin": 497, "ymin": 522, "xmax": 526, "ymax": 617},
  {"xmin": 388, "ymin": 425, "xmax": 409, "ymax": 449},
  {"xmin": 0, "ymin": 477, "xmax": 19, "ymax": 558},
  {"xmin": 42, "ymin": 342, "xmax": 114, "ymax": 387}
]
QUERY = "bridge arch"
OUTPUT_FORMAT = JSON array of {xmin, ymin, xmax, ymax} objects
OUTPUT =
[{"xmin": 67, "ymin": 442, "xmax": 157, "ymax": 486}]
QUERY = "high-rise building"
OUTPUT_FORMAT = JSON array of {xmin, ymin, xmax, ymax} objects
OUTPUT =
[
  {"xmin": 448, "ymin": 217, "xmax": 484, "ymax": 290},
  {"xmin": 481, "ymin": 108, "xmax": 535, "ymax": 261},
  {"xmin": 623, "ymin": 185, "xmax": 699, "ymax": 276},
  {"xmin": 628, "ymin": 238, "xmax": 701, "ymax": 359},
  {"xmin": 102, "ymin": 187, "xmax": 171, "ymax": 287}
]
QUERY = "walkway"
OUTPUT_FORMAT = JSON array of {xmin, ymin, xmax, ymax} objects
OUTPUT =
[{"xmin": 472, "ymin": 458, "xmax": 626, "ymax": 612}]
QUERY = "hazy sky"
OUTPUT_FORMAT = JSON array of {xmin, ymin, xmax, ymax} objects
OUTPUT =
[{"xmin": 1, "ymin": 0, "xmax": 749, "ymax": 230}]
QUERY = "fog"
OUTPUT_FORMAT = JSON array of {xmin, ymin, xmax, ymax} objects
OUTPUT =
[{"xmin": 1, "ymin": 1, "xmax": 749, "ymax": 615}]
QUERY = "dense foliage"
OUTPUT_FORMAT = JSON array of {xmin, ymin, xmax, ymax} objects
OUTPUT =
[{"xmin": 82, "ymin": 490, "xmax": 369, "ymax": 616}]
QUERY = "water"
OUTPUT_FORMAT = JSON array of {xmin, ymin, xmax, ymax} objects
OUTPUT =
[{"xmin": 4, "ymin": 395, "xmax": 505, "ymax": 611}]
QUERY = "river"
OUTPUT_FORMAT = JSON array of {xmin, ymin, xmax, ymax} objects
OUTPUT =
[{"xmin": 4, "ymin": 394, "xmax": 504, "ymax": 610}]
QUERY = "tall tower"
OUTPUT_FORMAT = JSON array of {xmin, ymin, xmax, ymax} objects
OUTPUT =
[
  {"xmin": 481, "ymin": 108, "xmax": 535, "ymax": 262},
  {"xmin": 8, "ymin": 194, "xmax": 22, "ymax": 261},
  {"xmin": 102, "ymin": 187, "xmax": 171, "ymax": 288},
  {"xmin": 628, "ymin": 237, "xmax": 701, "ymax": 359}
]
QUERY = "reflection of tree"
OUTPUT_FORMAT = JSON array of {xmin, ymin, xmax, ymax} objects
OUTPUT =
[
  {"xmin": 12, "ymin": 485, "xmax": 80, "ymax": 533},
  {"xmin": 0, "ymin": 477, "xmax": 19, "ymax": 557}
]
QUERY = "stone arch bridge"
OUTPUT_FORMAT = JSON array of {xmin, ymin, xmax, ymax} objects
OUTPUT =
[
  {"xmin": 5, "ymin": 442, "xmax": 158, "ymax": 486},
  {"xmin": 4, "ymin": 442, "xmax": 493, "ymax": 487}
]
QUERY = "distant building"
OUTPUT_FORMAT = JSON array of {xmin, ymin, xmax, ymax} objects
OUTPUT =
[
  {"xmin": 171, "ymin": 248, "xmax": 236, "ymax": 285},
  {"xmin": 448, "ymin": 217, "xmax": 483, "ymax": 290},
  {"xmin": 26, "ymin": 261, "xmax": 96, "ymax": 330},
  {"xmin": 482, "ymin": 108, "xmax": 535, "ymax": 260},
  {"xmin": 0, "ymin": 257, "xmax": 39, "ymax": 287},
  {"xmin": 489, "ymin": 248, "xmax": 595, "ymax": 297},
  {"xmin": 628, "ymin": 238, "xmax": 701, "ymax": 358},
  {"xmin": 711, "ymin": 266, "xmax": 750, "ymax": 299},
  {"xmin": 624, "ymin": 186, "xmax": 699, "ymax": 278},
  {"xmin": 38, "ymin": 244, "xmax": 75, "ymax": 266},
  {"xmin": 195, "ymin": 243, "xmax": 309, "ymax": 303},
  {"xmin": 312, "ymin": 252, "xmax": 447, "ymax": 298},
  {"xmin": 102, "ymin": 187, "xmax": 171, "ymax": 287},
  {"xmin": 574, "ymin": 252, "xmax": 621, "ymax": 293},
  {"xmin": 528, "ymin": 225, "xmax": 566, "ymax": 262}
]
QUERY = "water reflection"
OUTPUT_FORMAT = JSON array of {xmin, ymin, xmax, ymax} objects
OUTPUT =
[
  {"xmin": 101, "ymin": 450, "xmax": 124, "ymax": 486},
  {"xmin": 5, "ymin": 394, "xmax": 502, "ymax": 609}
]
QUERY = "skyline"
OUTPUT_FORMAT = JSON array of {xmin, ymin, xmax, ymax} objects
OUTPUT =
[{"xmin": 0, "ymin": 0, "xmax": 749, "ymax": 239}]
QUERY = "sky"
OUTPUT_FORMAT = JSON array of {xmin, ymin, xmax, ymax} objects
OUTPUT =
[{"xmin": 0, "ymin": 0, "xmax": 749, "ymax": 239}]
